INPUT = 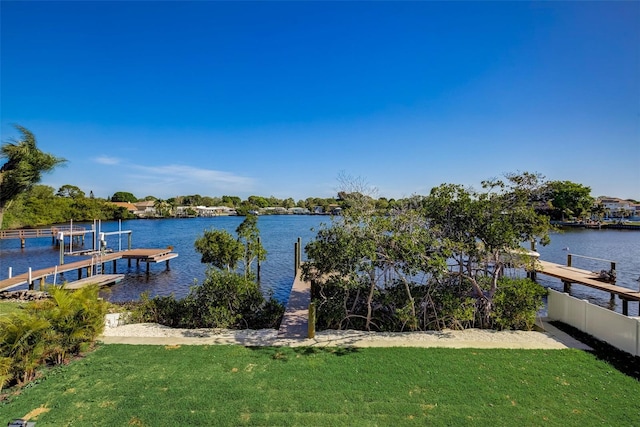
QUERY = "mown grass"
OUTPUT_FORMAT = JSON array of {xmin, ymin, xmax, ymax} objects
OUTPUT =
[{"xmin": 1, "ymin": 345, "xmax": 639, "ymax": 426}]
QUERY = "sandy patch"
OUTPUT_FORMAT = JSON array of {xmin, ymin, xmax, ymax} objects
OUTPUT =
[{"xmin": 100, "ymin": 321, "xmax": 590, "ymax": 350}]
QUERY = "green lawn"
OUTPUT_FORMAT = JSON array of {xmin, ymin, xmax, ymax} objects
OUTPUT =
[{"xmin": 1, "ymin": 345, "xmax": 638, "ymax": 426}]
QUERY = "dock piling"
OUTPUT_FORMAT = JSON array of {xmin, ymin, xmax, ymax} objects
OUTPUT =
[{"xmin": 308, "ymin": 302, "xmax": 316, "ymax": 339}]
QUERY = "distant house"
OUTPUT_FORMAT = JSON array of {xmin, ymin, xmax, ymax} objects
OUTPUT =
[
  {"xmin": 261, "ymin": 207, "xmax": 288, "ymax": 215},
  {"xmin": 598, "ymin": 197, "xmax": 637, "ymax": 219},
  {"xmin": 111, "ymin": 202, "xmax": 138, "ymax": 214},
  {"xmin": 134, "ymin": 201, "xmax": 157, "ymax": 217},
  {"xmin": 195, "ymin": 206, "xmax": 237, "ymax": 217},
  {"xmin": 327, "ymin": 204, "xmax": 342, "ymax": 215},
  {"xmin": 288, "ymin": 207, "xmax": 310, "ymax": 215}
]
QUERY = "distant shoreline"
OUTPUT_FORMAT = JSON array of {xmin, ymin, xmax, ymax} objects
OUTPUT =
[{"xmin": 552, "ymin": 221, "xmax": 640, "ymax": 230}]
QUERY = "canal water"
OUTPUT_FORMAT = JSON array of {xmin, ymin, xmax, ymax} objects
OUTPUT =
[{"xmin": 1, "ymin": 217, "xmax": 638, "ymax": 315}]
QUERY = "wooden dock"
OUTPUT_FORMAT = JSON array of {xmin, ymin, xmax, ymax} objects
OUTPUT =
[
  {"xmin": 536, "ymin": 260, "xmax": 640, "ymax": 315},
  {"xmin": 0, "ymin": 225, "xmax": 88, "ymax": 247},
  {"xmin": 0, "ymin": 248, "xmax": 178, "ymax": 292},
  {"xmin": 277, "ymin": 269, "xmax": 311, "ymax": 338}
]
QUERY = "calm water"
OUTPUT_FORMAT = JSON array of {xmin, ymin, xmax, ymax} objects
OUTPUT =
[
  {"xmin": 1, "ymin": 218, "xmax": 639, "ymax": 314},
  {"xmin": 0, "ymin": 216, "xmax": 326, "ymax": 304}
]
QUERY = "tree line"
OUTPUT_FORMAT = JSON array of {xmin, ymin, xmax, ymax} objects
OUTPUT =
[{"xmin": 1, "ymin": 125, "xmax": 632, "ymax": 230}]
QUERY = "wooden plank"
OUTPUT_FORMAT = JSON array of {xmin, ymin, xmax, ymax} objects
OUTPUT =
[
  {"xmin": 536, "ymin": 260, "xmax": 640, "ymax": 302},
  {"xmin": 150, "ymin": 253, "xmax": 179, "ymax": 263},
  {"xmin": 63, "ymin": 274, "xmax": 125, "ymax": 290},
  {"xmin": 278, "ymin": 269, "xmax": 311, "ymax": 338}
]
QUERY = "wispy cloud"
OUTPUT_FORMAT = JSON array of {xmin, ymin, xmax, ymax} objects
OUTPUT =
[
  {"xmin": 94, "ymin": 155, "xmax": 122, "ymax": 165},
  {"xmin": 130, "ymin": 164, "xmax": 254, "ymax": 193}
]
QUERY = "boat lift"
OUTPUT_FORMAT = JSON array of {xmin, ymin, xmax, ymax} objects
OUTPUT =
[{"xmin": 57, "ymin": 219, "xmax": 132, "ymax": 265}]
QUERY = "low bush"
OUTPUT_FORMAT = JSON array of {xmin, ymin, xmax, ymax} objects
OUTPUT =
[
  {"xmin": 129, "ymin": 270, "xmax": 284, "ymax": 329},
  {"xmin": 490, "ymin": 277, "xmax": 547, "ymax": 330}
]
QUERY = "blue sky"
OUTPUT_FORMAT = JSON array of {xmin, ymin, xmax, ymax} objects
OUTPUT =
[{"xmin": 2, "ymin": 1, "xmax": 638, "ymax": 201}]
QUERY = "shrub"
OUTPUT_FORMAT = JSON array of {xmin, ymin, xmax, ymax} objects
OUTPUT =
[
  {"xmin": 130, "ymin": 270, "xmax": 285, "ymax": 329},
  {"xmin": 129, "ymin": 292, "xmax": 194, "ymax": 328},
  {"xmin": 491, "ymin": 277, "xmax": 547, "ymax": 330}
]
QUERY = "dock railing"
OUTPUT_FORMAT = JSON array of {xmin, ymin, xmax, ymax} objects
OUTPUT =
[{"xmin": 566, "ymin": 254, "xmax": 616, "ymax": 282}]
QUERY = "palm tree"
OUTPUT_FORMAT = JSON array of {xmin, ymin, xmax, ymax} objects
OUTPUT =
[
  {"xmin": 0, "ymin": 356, "xmax": 12, "ymax": 391},
  {"xmin": 591, "ymin": 203, "xmax": 606, "ymax": 221},
  {"xmin": 0, "ymin": 125, "xmax": 66, "ymax": 229},
  {"xmin": 153, "ymin": 198, "xmax": 172, "ymax": 217},
  {"xmin": 30, "ymin": 285, "xmax": 107, "ymax": 364}
]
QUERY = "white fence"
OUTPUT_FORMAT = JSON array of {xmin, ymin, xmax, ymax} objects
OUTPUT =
[{"xmin": 547, "ymin": 289, "xmax": 640, "ymax": 356}]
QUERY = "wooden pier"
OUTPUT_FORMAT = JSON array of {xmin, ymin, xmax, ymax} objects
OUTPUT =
[
  {"xmin": 535, "ymin": 260, "xmax": 640, "ymax": 315},
  {"xmin": 277, "ymin": 269, "xmax": 311, "ymax": 338},
  {"xmin": 0, "ymin": 248, "xmax": 178, "ymax": 292},
  {"xmin": 0, "ymin": 225, "xmax": 88, "ymax": 247}
]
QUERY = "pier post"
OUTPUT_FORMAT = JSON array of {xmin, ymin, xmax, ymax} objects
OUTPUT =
[
  {"xmin": 21, "ymin": 238, "xmax": 25, "ymax": 248},
  {"xmin": 567, "ymin": 254, "xmax": 572, "ymax": 268},
  {"xmin": 308, "ymin": 302, "xmax": 316, "ymax": 339},
  {"xmin": 257, "ymin": 237, "xmax": 261, "ymax": 283},
  {"xmin": 529, "ymin": 240, "xmax": 537, "ymax": 281},
  {"xmin": 8, "ymin": 267, "xmax": 12, "ymax": 279},
  {"xmin": 563, "ymin": 281, "xmax": 571, "ymax": 293},
  {"xmin": 146, "ymin": 262, "xmax": 150, "ymax": 275},
  {"xmin": 609, "ymin": 293, "xmax": 615, "ymax": 309},
  {"xmin": 622, "ymin": 299, "xmax": 629, "ymax": 316},
  {"xmin": 28, "ymin": 268, "xmax": 33, "ymax": 290},
  {"xmin": 610, "ymin": 261, "xmax": 616, "ymax": 284},
  {"xmin": 294, "ymin": 241, "xmax": 299, "ymax": 274},
  {"xmin": 59, "ymin": 233, "xmax": 65, "ymax": 265},
  {"xmin": 78, "ymin": 269, "xmax": 82, "ymax": 280},
  {"xmin": 39, "ymin": 277, "xmax": 45, "ymax": 291},
  {"xmin": 113, "ymin": 260, "xmax": 117, "ymax": 273}
]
